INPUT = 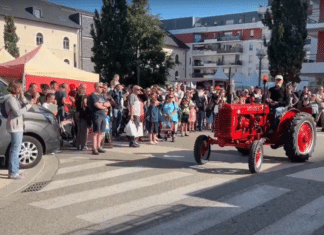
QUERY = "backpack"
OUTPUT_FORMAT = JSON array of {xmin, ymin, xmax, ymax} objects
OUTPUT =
[{"xmin": 0, "ymin": 101, "xmax": 8, "ymax": 118}]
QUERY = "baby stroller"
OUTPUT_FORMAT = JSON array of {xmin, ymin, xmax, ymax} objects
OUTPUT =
[
  {"xmin": 160, "ymin": 121, "xmax": 175, "ymax": 141},
  {"xmin": 60, "ymin": 119, "xmax": 76, "ymax": 147}
]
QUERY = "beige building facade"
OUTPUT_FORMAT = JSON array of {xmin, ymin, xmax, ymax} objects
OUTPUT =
[{"xmin": 0, "ymin": 16, "xmax": 80, "ymax": 67}]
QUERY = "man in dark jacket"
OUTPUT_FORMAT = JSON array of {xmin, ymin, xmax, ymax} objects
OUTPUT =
[
  {"xmin": 267, "ymin": 75, "xmax": 288, "ymax": 131},
  {"xmin": 110, "ymin": 84, "xmax": 124, "ymax": 137}
]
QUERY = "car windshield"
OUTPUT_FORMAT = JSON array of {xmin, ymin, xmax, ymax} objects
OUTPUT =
[{"xmin": 0, "ymin": 79, "xmax": 8, "ymax": 97}]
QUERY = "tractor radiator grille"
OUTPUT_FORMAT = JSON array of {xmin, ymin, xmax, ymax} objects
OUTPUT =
[{"xmin": 219, "ymin": 108, "xmax": 232, "ymax": 135}]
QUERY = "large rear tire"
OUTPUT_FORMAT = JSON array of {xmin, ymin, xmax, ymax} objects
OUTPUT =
[
  {"xmin": 194, "ymin": 135, "xmax": 211, "ymax": 165},
  {"xmin": 248, "ymin": 141, "xmax": 263, "ymax": 173},
  {"xmin": 284, "ymin": 113, "xmax": 316, "ymax": 162}
]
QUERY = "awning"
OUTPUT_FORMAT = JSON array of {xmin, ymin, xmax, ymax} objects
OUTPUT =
[{"xmin": 212, "ymin": 67, "xmax": 228, "ymax": 81}]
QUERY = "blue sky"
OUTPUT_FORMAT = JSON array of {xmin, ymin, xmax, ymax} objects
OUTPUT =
[{"xmin": 51, "ymin": 0, "xmax": 268, "ymax": 19}]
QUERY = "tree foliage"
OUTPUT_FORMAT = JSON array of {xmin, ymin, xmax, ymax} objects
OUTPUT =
[
  {"xmin": 3, "ymin": 16, "xmax": 19, "ymax": 58},
  {"xmin": 90, "ymin": 0, "xmax": 131, "ymax": 83},
  {"xmin": 262, "ymin": 0, "xmax": 308, "ymax": 83},
  {"xmin": 91, "ymin": 0, "xmax": 174, "ymax": 87}
]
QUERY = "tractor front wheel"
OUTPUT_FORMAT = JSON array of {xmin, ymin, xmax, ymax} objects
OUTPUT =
[
  {"xmin": 248, "ymin": 141, "xmax": 263, "ymax": 173},
  {"xmin": 194, "ymin": 135, "xmax": 211, "ymax": 165},
  {"xmin": 284, "ymin": 113, "xmax": 316, "ymax": 162}
]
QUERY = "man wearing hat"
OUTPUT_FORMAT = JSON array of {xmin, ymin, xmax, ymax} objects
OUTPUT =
[{"xmin": 267, "ymin": 75, "xmax": 288, "ymax": 133}]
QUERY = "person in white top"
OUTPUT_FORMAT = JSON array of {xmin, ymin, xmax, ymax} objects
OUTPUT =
[{"xmin": 42, "ymin": 93, "xmax": 58, "ymax": 116}]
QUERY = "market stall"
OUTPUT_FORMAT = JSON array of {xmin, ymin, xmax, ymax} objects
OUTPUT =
[{"xmin": 0, "ymin": 44, "xmax": 99, "ymax": 94}]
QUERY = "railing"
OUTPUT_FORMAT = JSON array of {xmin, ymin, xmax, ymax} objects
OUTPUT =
[
  {"xmin": 219, "ymin": 35, "xmax": 242, "ymax": 41},
  {"xmin": 191, "ymin": 73, "xmax": 204, "ymax": 78},
  {"xmin": 303, "ymin": 54, "xmax": 324, "ymax": 63},
  {"xmin": 217, "ymin": 47, "xmax": 243, "ymax": 53}
]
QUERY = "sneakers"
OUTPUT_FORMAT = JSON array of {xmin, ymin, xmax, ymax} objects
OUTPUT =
[
  {"xmin": 98, "ymin": 148, "xmax": 106, "ymax": 153},
  {"xmin": 8, "ymin": 174, "xmax": 24, "ymax": 180},
  {"xmin": 92, "ymin": 149, "xmax": 100, "ymax": 155},
  {"xmin": 129, "ymin": 142, "xmax": 139, "ymax": 147}
]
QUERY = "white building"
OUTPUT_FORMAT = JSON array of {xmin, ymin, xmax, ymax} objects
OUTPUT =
[{"xmin": 162, "ymin": 12, "xmax": 271, "ymax": 88}]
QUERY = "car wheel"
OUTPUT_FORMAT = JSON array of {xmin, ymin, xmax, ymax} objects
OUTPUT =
[{"xmin": 19, "ymin": 136, "xmax": 43, "ymax": 169}]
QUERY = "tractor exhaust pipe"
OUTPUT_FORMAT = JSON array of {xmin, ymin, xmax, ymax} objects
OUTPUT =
[{"xmin": 227, "ymin": 67, "xmax": 234, "ymax": 104}]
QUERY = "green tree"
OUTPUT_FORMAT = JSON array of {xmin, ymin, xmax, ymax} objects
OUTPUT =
[
  {"xmin": 125, "ymin": 0, "xmax": 174, "ymax": 87},
  {"xmin": 3, "ymin": 16, "xmax": 19, "ymax": 58},
  {"xmin": 262, "ymin": 0, "xmax": 308, "ymax": 83},
  {"xmin": 90, "ymin": 0, "xmax": 132, "ymax": 83}
]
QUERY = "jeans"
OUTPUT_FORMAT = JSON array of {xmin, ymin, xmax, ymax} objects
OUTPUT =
[
  {"xmin": 75, "ymin": 112, "xmax": 88, "ymax": 150},
  {"xmin": 271, "ymin": 107, "xmax": 287, "ymax": 130},
  {"xmin": 8, "ymin": 132, "xmax": 23, "ymax": 176},
  {"xmin": 57, "ymin": 107, "xmax": 65, "ymax": 123},
  {"xmin": 112, "ymin": 109, "xmax": 122, "ymax": 137},
  {"xmin": 197, "ymin": 110, "xmax": 205, "ymax": 130}
]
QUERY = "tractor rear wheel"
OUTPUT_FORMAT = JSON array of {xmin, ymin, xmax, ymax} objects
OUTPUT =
[
  {"xmin": 248, "ymin": 141, "xmax": 263, "ymax": 173},
  {"xmin": 284, "ymin": 113, "xmax": 316, "ymax": 162},
  {"xmin": 236, "ymin": 147, "xmax": 250, "ymax": 156},
  {"xmin": 194, "ymin": 135, "xmax": 211, "ymax": 165}
]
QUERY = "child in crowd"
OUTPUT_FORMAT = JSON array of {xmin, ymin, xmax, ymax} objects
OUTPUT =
[
  {"xmin": 189, "ymin": 103, "xmax": 196, "ymax": 132},
  {"xmin": 145, "ymin": 96, "xmax": 160, "ymax": 144},
  {"xmin": 180, "ymin": 98, "xmax": 190, "ymax": 136}
]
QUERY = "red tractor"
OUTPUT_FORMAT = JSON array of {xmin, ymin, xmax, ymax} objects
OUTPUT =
[{"xmin": 193, "ymin": 103, "xmax": 317, "ymax": 173}]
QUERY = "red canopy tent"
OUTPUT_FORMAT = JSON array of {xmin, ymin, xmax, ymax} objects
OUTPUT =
[{"xmin": 0, "ymin": 44, "xmax": 99, "ymax": 94}]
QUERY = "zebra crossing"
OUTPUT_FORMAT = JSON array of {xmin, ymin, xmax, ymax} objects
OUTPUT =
[{"xmin": 25, "ymin": 157, "xmax": 324, "ymax": 235}]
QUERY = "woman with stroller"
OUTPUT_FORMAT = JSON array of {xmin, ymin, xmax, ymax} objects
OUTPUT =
[{"xmin": 161, "ymin": 94, "xmax": 179, "ymax": 142}]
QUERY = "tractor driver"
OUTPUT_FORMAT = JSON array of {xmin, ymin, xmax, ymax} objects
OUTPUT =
[{"xmin": 266, "ymin": 75, "xmax": 288, "ymax": 134}]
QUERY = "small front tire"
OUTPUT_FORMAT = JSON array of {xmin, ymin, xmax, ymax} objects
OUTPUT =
[
  {"xmin": 248, "ymin": 141, "xmax": 263, "ymax": 173},
  {"xmin": 194, "ymin": 135, "xmax": 211, "ymax": 165}
]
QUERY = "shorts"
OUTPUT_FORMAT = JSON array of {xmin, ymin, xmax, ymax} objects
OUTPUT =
[
  {"xmin": 92, "ymin": 114, "xmax": 106, "ymax": 133},
  {"xmin": 181, "ymin": 115, "xmax": 189, "ymax": 123},
  {"xmin": 147, "ymin": 121, "xmax": 159, "ymax": 134}
]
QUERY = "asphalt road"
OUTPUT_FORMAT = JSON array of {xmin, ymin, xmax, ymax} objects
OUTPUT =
[{"xmin": 1, "ymin": 130, "xmax": 324, "ymax": 235}]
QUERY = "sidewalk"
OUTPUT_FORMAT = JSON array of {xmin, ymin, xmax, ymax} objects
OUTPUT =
[{"xmin": 0, "ymin": 154, "xmax": 59, "ymax": 199}]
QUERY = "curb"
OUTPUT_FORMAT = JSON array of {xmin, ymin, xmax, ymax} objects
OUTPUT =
[{"xmin": 0, "ymin": 154, "xmax": 59, "ymax": 199}]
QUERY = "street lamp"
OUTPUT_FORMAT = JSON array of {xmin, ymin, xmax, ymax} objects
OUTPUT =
[{"xmin": 256, "ymin": 49, "xmax": 266, "ymax": 86}]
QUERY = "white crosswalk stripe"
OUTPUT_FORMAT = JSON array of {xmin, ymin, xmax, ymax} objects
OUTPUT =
[
  {"xmin": 288, "ymin": 167, "xmax": 324, "ymax": 182},
  {"xmin": 30, "ymin": 171, "xmax": 191, "ymax": 209},
  {"xmin": 255, "ymin": 196, "xmax": 324, "ymax": 235},
  {"xmin": 76, "ymin": 177, "xmax": 236, "ymax": 224},
  {"xmin": 56, "ymin": 161, "xmax": 117, "ymax": 175},
  {"xmin": 135, "ymin": 185, "xmax": 290, "ymax": 235},
  {"xmin": 59, "ymin": 157, "xmax": 90, "ymax": 164},
  {"xmin": 41, "ymin": 166, "xmax": 153, "ymax": 192}
]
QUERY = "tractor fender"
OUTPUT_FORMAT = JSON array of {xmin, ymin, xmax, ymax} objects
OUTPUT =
[{"xmin": 276, "ymin": 108, "xmax": 302, "ymax": 137}]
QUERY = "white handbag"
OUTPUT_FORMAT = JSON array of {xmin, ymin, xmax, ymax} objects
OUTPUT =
[{"xmin": 125, "ymin": 120, "xmax": 138, "ymax": 137}]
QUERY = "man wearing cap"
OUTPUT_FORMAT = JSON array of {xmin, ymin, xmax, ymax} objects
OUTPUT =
[{"xmin": 267, "ymin": 75, "xmax": 288, "ymax": 133}]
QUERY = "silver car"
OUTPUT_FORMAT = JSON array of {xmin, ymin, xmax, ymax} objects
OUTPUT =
[{"xmin": 0, "ymin": 79, "xmax": 60, "ymax": 169}]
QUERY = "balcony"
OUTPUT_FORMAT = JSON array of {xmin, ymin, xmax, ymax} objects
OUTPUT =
[
  {"xmin": 193, "ymin": 60, "xmax": 242, "ymax": 67},
  {"xmin": 217, "ymin": 47, "xmax": 243, "ymax": 53},
  {"xmin": 192, "ymin": 50, "xmax": 217, "ymax": 56},
  {"xmin": 301, "ymin": 54, "xmax": 324, "ymax": 75},
  {"xmin": 219, "ymin": 35, "xmax": 242, "ymax": 41}
]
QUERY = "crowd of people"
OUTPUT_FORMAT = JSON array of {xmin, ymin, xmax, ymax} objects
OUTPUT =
[{"xmin": 19, "ymin": 74, "xmax": 324, "ymax": 156}]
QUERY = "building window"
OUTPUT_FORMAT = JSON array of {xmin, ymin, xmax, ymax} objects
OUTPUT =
[
  {"xmin": 226, "ymin": 19, "xmax": 234, "ymax": 25},
  {"xmin": 305, "ymin": 36, "xmax": 311, "ymax": 45},
  {"xmin": 34, "ymin": 8, "xmax": 42, "ymax": 18},
  {"xmin": 239, "ymin": 19, "xmax": 242, "ymax": 23},
  {"xmin": 36, "ymin": 33, "xmax": 43, "ymax": 45},
  {"xmin": 64, "ymin": 59, "xmax": 70, "ymax": 64},
  {"xmin": 250, "ymin": 30, "xmax": 254, "ymax": 37},
  {"xmin": 249, "ymin": 55, "xmax": 253, "ymax": 63},
  {"xmin": 252, "ymin": 17, "xmax": 256, "ymax": 22},
  {"xmin": 189, "ymin": 58, "xmax": 191, "ymax": 65},
  {"xmin": 175, "ymin": 71, "xmax": 179, "ymax": 80},
  {"xmin": 249, "ymin": 43, "xmax": 253, "ymax": 51},
  {"xmin": 63, "ymin": 37, "xmax": 69, "ymax": 50},
  {"xmin": 175, "ymin": 54, "xmax": 179, "ymax": 63},
  {"xmin": 248, "ymin": 68, "xmax": 252, "ymax": 76}
]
